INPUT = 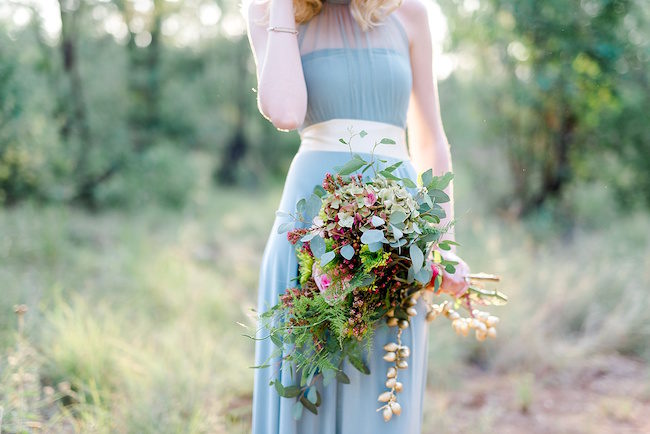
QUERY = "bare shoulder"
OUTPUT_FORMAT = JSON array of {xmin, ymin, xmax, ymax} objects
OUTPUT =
[{"xmin": 392, "ymin": 0, "xmax": 430, "ymax": 44}]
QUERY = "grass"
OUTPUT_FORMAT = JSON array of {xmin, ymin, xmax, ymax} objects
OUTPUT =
[{"xmin": 0, "ymin": 152, "xmax": 649, "ymax": 433}]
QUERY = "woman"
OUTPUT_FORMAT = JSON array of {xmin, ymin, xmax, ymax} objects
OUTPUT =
[{"xmin": 244, "ymin": 0, "xmax": 471, "ymax": 432}]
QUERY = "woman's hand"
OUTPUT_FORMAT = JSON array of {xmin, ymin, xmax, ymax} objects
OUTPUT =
[{"xmin": 437, "ymin": 250, "xmax": 470, "ymax": 298}]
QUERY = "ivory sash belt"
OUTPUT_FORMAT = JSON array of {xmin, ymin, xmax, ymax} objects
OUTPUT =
[{"xmin": 298, "ymin": 118, "xmax": 410, "ymax": 160}]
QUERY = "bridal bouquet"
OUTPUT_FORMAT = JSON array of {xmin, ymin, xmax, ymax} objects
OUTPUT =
[{"xmin": 251, "ymin": 129, "xmax": 507, "ymax": 422}]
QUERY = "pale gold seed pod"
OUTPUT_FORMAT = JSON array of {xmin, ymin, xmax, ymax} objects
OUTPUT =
[
  {"xmin": 395, "ymin": 382, "xmax": 403, "ymax": 392},
  {"xmin": 411, "ymin": 291, "xmax": 422, "ymax": 300},
  {"xmin": 475, "ymin": 329, "xmax": 487, "ymax": 342},
  {"xmin": 389, "ymin": 401, "xmax": 402, "ymax": 416},
  {"xmin": 448, "ymin": 311, "xmax": 461, "ymax": 321},
  {"xmin": 378, "ymin": 391, "xmax": 393, "ymax": 402},
  {"xmin": 477, "ymin": 311, "xmax": 490, "ymax": 321},
  {"xmin": 385, "ymin": 378, "xmax": 397, "ymax": 388},
  {"xmin": 398, "ymin": 319, "xmax": 410, "ymax": 329},
  {"xmin": 426, "ymin": 311, "xmax": 438, "ymax": 322},
  {"xmin": 406, "ymin": 297, "xmax": 417, "ymax": 306},
  {"xmin": 487, "ymin": 327, "xmax": 497, "ymax": 338},
  {"xmin": 383, "ymin": 406, "xmax": 393, "ymax": 422},
  {"xmin": 398, "ymin": 347, "xmax": 410, "ymax": 358},
  {"xmin": 387, "ymin": 317, "xmax": 399, "ymax": 327},
  {"xmin": 472, "ymin": 309, "xmax": 480, "ymax": 316},
  {"xmin": 486, "ymin": 316, "xmax": 500, "ymax": 327},
  {"xmin": 471, "ymin": 318, "xmax": 482, "ymax": 329},
  {"xmin": 406, "ymin": 307, "xmax": 418, "ymax": 317},
  {"xmin": 459, "ymin": 321, "xmax": 470, "ymax": 336},
  {"xmin": 383, "ymin": 342, "xmax": 399, "ymax": 352},
  {"xmin": 431, "ymin": 304, "xmax": 440, "ymax": 311},
  {"xmin": 387, "ymin": 367, "xmax": 397, "ymax": 378},
  {"xmin": 383, "ymin": 352, "xmax": 397, "ymax": 362},
  {"xmin": 397, "ymin": 359, "xmax": 408, "ymax": 369},
  {"xmin": 476, "ymin": 322, "xmax": 487, "ymax": 333},
  {"xmin": 387, "ymin": 308, "xmax": 395, "ymax": 317}
]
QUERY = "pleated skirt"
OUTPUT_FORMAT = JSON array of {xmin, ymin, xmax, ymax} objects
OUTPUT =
[{"xmin": 252, "ymin": 120, "xmax": 430, "ymax": 434}]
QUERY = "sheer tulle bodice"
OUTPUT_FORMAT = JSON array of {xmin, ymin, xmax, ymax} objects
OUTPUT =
[{"xmin": 297, "ymin": 0, "xmax": 412, "ymax": 131}]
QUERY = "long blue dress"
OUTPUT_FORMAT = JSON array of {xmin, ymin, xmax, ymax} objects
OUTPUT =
[{"xmin": 251, "ymin": 1, "xmax": 430, "ymax": 433}]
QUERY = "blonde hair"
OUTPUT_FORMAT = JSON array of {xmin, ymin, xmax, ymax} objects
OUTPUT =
[{"xmin": 250, "ymin": 0, "xmax": 403, "ymax": 32}]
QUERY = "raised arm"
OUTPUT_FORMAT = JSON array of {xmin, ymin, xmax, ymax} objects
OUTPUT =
[
  {"xmin": 401, "ymin": 0, "xmax": 455, "ymax": 246},
  {"xmin": 244, "ymin": 0, "xmax": 308, "ymax": 131}
]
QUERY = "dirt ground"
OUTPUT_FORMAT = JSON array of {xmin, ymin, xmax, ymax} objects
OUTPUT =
[{"xmin": 422, "ymin": 354, "xmax": 650, "ymax": 434}]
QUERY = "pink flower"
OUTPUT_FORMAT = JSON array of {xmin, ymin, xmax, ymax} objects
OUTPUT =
[
  {"xmin": 364, "ymin": 190, "xmax": 377, "ymax": 207},
  {"xmin": 428, "ymin": 261, "xmax": 441, "ymax": 287},
  {"xmin": 312, "ymin": 262, "xmax": 332, "ymax": 293}
]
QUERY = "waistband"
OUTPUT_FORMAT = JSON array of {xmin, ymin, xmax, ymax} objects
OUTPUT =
[{"xmin": 298, "ymin": 119, "xmax": 410, "ymax": 160}]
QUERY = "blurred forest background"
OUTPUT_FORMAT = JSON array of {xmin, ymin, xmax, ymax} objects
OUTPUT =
[{"xmin": 1, "ymin": 0, "xmax": 649, "ymax": 432}]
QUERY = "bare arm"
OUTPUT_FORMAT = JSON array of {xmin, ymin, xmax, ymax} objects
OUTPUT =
[
  {"xmin": 402, "ymin": 0, "xmax": 455, "ymax": 247},
  {"xmin": 245, "ymin": 0, "xmax": 307, "ymax": 131}
]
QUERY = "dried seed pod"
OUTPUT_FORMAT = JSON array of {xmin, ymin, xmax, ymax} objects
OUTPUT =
[
  {"xmin": 396, "ymin": 359, "xmax": 408, "ymax": 369},
  {"xmin": 398, "ymin": 319, "xmax": 410, "ymax": 329},
  {"xmin": 385, "ymin": 378, "xmax": 397, "ymax": 388},
  {"xmin": 383, "ymin": 342, "xmax": 399, "ymax": 352},
  {"xmin": 394, "ymin": 382, "xmax": 403, "ymax": 392},
  {"xmin": 406, "ymin": 307, "xmax": 418, "ymax": 317},
  {"xmin": 383, "ymin": 352, "xmax": 397, "ymax": 362},
  {"xmin": 411, "ymin": 291, "xmax": 422, "ymax": 300},
  {"xmin": 487, "ymin": 327, "xmax": 497, "ymax": 338},
  {"xmin": 383, "ymin": 406, "xmax": 393, "ymax": 422},
  {"xmin": 389, "ymin": 401, "xmax": 402, "ymax": 416},
  {"xmin": 387, "ymin": 317, "xmax": 399, "ymax": 327},
  {"xmin": 378, "ymin": 391, "xmax": 393, "ymax": 402},
  {"xmin": 426, "ymin": 311, "xmax": 438, "ymax": 322},
  {"xmin": 386, "ymin": 367, "xmax": 397, "ymax": 378},
  {"xmin": 386, "ymin": 308, "xmax": 395, "ymax": 317},
  {"xmin": 448, "ymin": 311, "xmax": 461, "ymax": 320},
  {"xmin": 406, "ymin": 297, "xmax": 417, "ymax": 306},
  {"xmin": 398, "ymin": 347, "xmax": 410, "ymax": 358},
  {"xmin": 475, "ymin": 329, "xmax": 487, "ymax": 342},
  {"xmin": 486, "ymin": 316, "xmax": 499, "ymax": 327}
]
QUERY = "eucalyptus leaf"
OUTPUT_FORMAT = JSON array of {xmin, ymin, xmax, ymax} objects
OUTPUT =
[
  {"xmin": 390, "ymin": 224, "xmax": 403, "ymax": 239},
  {"xmin": 430, "ymin": 189, "xmax": 450, "ymax": 203},
  {"xmin": 313, "ymin": 185, "xmax": 327, "ymax": 198},
  {"xmin": 379, "ymin": 138, "xmax": 396, "ymax": 144},
  {"xmin": 340, "ymin": 244, "xmax": 355, "ymax": 260},
  {"xmin": 300, "ymin": 396, "xmax": 318, "ymax": 415},
  {"xmin": 322, "ymin": 368, "xmax": 336, "ymax": 386},
  {"xmin": 304, "ymin": 194, "xmax": 322, "ymax": 221},
  {"xmin": 338, "ymin": 157, "xmax": 367, "ymax": 175},
  {"xmin": 421, "ymin": 169, "xmax": 433, "ymax": 188},
  {"xmin": 320, "ymin": 250, "xmax": 336, "ymax": 266},
  {"xmin": 292, "ymin": 401, "xmax": 304, "ymax": 420},
  {"xmin": 360, "ymin": 229, "xmax": 386, "ymax": 244},
  {"xmin": 415, "ymin": 267, "xmax": 433, "ymax": 284},
  {"xmin": 368, "ymin": 242, "xmax": 383, "ymax": 252},
  {"xmin": 401, "ymin": 177, "xmax": 417, "ymax": 188},
  {"xmin": 310, "ymin": 235, "xmax": 326, "ymax": 258},
  {"xmin": 348, "ymin": 353, "xmax": 371, "ymax": 375},
  {"xmin": 383, "ymin": 161, "xmax": 403, "ymax": 173},
  {"xmin": 389, "ymin": 211, "xmax": 407, "ymax": 224},
  {"xmin": 336, "ymin": 370, "xmax": 350, "ymax": 384},
  {"xmin": 277, "ymin": 221, "xmax": 294, "ymax": 234},
  {"xmin": 371, "ymin": 215, "xmax": 385, "ymax": 227},
  {"xmin": 409, "ymin": 244, "xmax": 424, "ymax": 274},
  {"xmin": 359, "ymin": 130, "xmax": 368, "ymax": 137},
  {"xmin": 307, "ymin": 386, "xmax": 318, "ymax": 404},
  {"xmin": 284, "ymin": 386, "xmax": 301, "ymax": 398}
]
